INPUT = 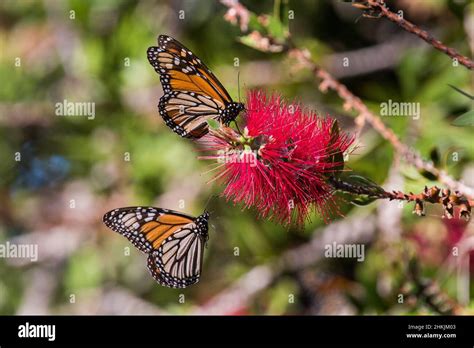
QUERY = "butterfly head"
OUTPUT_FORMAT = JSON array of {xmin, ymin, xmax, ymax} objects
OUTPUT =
[{"xmin": 222, "ymin": 102, "xmax": 245, "ymax": 125}]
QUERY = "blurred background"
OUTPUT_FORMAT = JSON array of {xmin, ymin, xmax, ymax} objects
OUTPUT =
[{"xmin": 0, "ymin": 0, "xmax": 472, "ymax": 315}]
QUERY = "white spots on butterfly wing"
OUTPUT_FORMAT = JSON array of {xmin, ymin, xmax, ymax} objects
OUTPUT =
[
  {"xmin": 122, "ymin": 214, "xmax": 136, "ymax": 227},
  {"xmin": 151, "ymin": 37, "xmax": 239, "ymax": 139}
]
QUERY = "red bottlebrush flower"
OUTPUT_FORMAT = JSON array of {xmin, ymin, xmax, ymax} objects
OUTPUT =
[
  {"xmin": 444, "ymin": 218, "xmax": 474, "ymax": 272},
  {"xmin": 199, "ymin": 90, "xmax": 354, "ymax": 225}
]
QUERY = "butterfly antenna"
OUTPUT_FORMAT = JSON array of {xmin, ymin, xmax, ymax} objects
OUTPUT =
[
  {"xmin": 203, "ymin": 193, "xmax": 219, "ymax": 214},
  {"xmin": 237, "ymin": 70, "xmax": 241, "ymax": 103},
  {"xmin": 233, "ymin": 70, "xmax": 244, "ymax": 135}
]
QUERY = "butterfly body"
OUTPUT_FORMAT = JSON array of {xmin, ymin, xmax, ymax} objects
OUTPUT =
[
  {"xmin": 103, "ymin": 207, "xmax": 209, "ymax": 288},
  {"xmin": 221, "ymin": 101, "xmax": 245, "ymax": 124},
  {"xmin": 148, "ymin": 35, "xmax": 244, "ymax": 138}
]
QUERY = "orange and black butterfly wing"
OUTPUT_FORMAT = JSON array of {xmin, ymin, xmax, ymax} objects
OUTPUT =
[
  {"xmin": 103, "ymin": 207, "xmax": 209, "ymax": 288},
  {"xmin": 158, "ymin": 91, "xmax": 223, "ymax": 138},
  {"xmin": 147, "ymin": 35, "xmax": 244, "ymax": 138},
  {"xmin": 147, "ymin": 225, "xmax": 205, "ymax": 288},
  {"xmin": 156, "ymin": 35, "xmax": 234, "ymax": 104},
  {"xmin": 102, "ymin": 207, "xmax": 194, "ymax": 254},
  {"xmin": 147, "ymin": 210, "xmax": 209, "ymax": 288}
]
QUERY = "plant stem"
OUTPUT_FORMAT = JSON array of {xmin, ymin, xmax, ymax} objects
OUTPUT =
[
  {"xmin": 329, "ymin": 176, "xmax": 472, "ymax": 220},
  {"xmin": 362, "ymin": 0, "xmax": 474, "ymax": 69}
]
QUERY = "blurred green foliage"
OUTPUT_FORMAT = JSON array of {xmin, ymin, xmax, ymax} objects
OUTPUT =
[{"xmin": 0, "ymin": 0, "xmax": 472, "ymax": 315}]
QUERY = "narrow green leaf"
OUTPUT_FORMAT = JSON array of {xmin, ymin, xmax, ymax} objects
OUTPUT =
[
  {"xmin": 345, "ymin": 174, "xmax": 385, "ymax": 194},
  {"xmin": 452, "ymin": 110, "xmax": 474, "ymax": 127},
  {"xmin": 448, "ymin": 84, "xmax": 474, "ymax": 100},
  {"xmin": 329, "ymin": 119, "xmax": 340, "ymax": 143},
  {"xmin": 419, "ymin": 170, "xmax": 437, "ymax": 181},
  {"xmin": 351, "ymin": 196, "xmax": 377, "ymax": 206},
  {"xmin": 429, "ymin": 147, "xmax": 441, "ymax": 167},
  {"xmin": 330, "ymin": 151, "xmax": 345, "ymax": 173},
  {"xmin": 326, "ymin": 120, "xmax": 344, "ymax": 175}
]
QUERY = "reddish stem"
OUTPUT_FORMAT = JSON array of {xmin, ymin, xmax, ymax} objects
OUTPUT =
[{"xmin": 365, "ymin": 0, "xmax": 473, "ymax": 70}]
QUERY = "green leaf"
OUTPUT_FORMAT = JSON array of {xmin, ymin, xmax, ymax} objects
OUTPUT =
[
  {"xmin": 267, "ymin": 15, "xmax": 286, "ymax": 40},
  {"xmin": 326, "ymin": 120, "xmax": 344, "ymax": 175},
  {"xmin": 419, "ymin": 170, "xmax": 438, "ymax": 181},
  {"xmin": 281, "ymin": 0, "xmax": 290, "ymax": 28},
  {"xmin": 351, "ymin": 196, "xmax": 378, "ymax": 206},
  {"xmin": 247, "ymin": 13, "xmax": 265, "ymax": 32},
  {"xmin": 452, "ymin": 110, "xmax": 474, "ymax": 127},
  {"xmin": 239, "ymin": 34, "xmax": 263, "ymax": 51},
  {"xmin": 429, "ymin": 147, "xmax": 441, "ymax": 167},
  {"xmin": 448, "ymin": 84, "xmax": 474, "ymax": 100},
  {"xmin": 329, "ymin": 151, "xmax": 344, "ymax": 177},
  {"xmin": 207, "ymin": 118, "xmax": 220, "ymax": 130},
  {"xmin": 330, "ymin": 119, "xmax": 340, "ymax": 142},
  {"xmin": 345, "ymin": 174, "xmax": 385, "ymax": 194}
]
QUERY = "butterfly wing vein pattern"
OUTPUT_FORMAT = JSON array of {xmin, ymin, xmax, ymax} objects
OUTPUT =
[
  {"xmin": 147, "ymin": 34, "xmax": 244, "ymax": 138},
  {"xmin": 103, "ymin": 207, "xmax": 209, "ymax": 288}
]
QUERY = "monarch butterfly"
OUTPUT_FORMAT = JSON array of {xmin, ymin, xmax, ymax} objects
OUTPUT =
[
  {"xmin": 103, "ymin": 207, "xmax": 209, "ymax": 288},
  {"xmin": 147, "ymin": 34, "xmax": 244, "ymax": 139}
]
